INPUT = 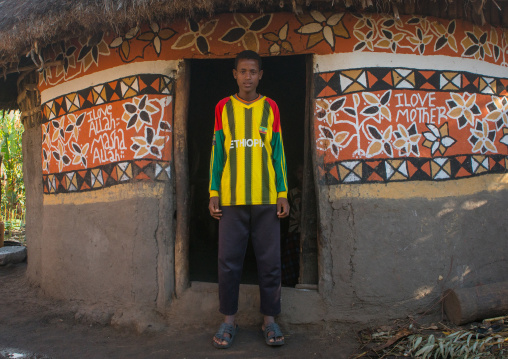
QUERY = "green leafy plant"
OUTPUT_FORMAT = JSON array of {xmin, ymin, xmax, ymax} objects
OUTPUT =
[
  {"xmin": 406, "ymin": 330, "xmax": 506, "ymax": 358},
  {"xmin": 0, "ymin": 111, "xmax": 25, "ymax": 230}
]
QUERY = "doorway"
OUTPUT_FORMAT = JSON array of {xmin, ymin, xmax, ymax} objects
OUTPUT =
[{"xmin": 186, "ymin": 55, "xmax": 317, "ymax": 286}]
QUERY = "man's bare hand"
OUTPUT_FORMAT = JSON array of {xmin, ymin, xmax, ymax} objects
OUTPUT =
[
  {"xmin": 209, "ymin": 196, "xmax": 222, "ymax": 220},
  {"xmin": 277, "ymin": 197, "xmax": 290, "ymax": 218}
]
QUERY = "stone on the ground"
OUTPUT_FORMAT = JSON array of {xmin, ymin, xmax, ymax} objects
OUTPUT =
[{"xmin": 0, "ymin": 246, "xmax": 27, "ymax": 265}]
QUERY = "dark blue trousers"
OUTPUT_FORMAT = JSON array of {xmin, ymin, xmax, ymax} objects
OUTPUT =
[{"xmin": 218, "ymin": 205, "xmax": 281, "ymax": 316}]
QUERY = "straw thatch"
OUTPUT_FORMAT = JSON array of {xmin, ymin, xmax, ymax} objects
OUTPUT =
[{"xmin": 0, "ymin": 0, "xmax": 506, "ymax": 67}]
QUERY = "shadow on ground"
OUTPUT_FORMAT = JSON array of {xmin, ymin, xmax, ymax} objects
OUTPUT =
[{"xmin": 0, "ymin": 263, "xmax": 359, "ymax": 359}]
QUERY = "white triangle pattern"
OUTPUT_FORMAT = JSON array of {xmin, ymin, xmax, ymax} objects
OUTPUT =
[
  {"xmin": 434, "ymin": 157, "xmax": 448, "ymax": 166},
  {"xmin": 344, "ymin": 172, "xmax": 361, "ymax": 183},
  {"xmin": 451, "ymin": 75, "xmax": 461, "ymax": 87},
  {"xmin": 434, "ymin": 169, "xmax": 450, "ymax": 179},
  {"xmin": 398, "ymin": 161, "xmax": 408, "ymax": 177},
  {"xmin": 357, "ymin": 72, "xmax": 367, "ymax": 87},
  {"xmin": 439, "ymin": 75, "xmax": 448, "ymax": 89},
  {"xmin": 340, "ymin": 75, "xmax": 353, "ymax": 92},
  {"xmin": 341, "ymin": 161, "xmax": 360, "ymax": 170},
  {"xmin": 471, "ymin": 158, "xmax": 479, "ymax": 173},
  {"xmin": 395, "ymin": 69, "xmax": 412, "ymax": 77},
  {"xmin": 395, "ymin": 80, "xmax": 414, "ymax": 89},
  {"xmin": 385, "ymin": 162, "xmax": 395, "ymax": 179}
]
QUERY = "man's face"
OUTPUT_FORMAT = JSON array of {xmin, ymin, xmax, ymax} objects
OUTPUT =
[{"xmin": 233, "ymin": 59, "xmax": 263, "ymax": 94}]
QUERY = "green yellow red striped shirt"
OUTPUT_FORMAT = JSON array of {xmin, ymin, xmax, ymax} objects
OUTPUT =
[{"xmin": 209, "ymin": 94, "xmax": 288, "ymax": 206}]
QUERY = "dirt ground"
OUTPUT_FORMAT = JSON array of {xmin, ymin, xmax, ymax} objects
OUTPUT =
[{"xmin": 0, "ymin": 263, "xmax": 360, "ymax": 359}]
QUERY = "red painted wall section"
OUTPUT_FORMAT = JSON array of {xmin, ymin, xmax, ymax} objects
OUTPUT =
[
  {"xmin": 39, "ymin": 13, "xmax": 508, "ymax": 90},
  {"xmin": 38, "ymin": 12, "xmax": 508, "ymax": 193}
]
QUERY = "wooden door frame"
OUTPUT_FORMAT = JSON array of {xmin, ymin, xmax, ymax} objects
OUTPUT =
[{"xmin": 174, "ymin": 60, "xmax": 191, "ymax": 297}]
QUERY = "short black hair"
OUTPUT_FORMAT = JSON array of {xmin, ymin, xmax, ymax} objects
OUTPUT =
[{"xmin": 235, "ymin": 50, "xmax": 262, "ymax": 70}]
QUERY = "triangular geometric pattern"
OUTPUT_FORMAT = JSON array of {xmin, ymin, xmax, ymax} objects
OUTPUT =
[
  {"xmin": 117, "ymin": 162, "xmax": 133, "ymax": 182},
  {"xmin": 160, "ymin": 76, "xmax": 174, "ymax": 95},
  {"xmin": 363, "ymin": 160, "xmax": 385, "ymax": 182},
  {"xmin": 120, "ymin": 76, "xmax": 139, "ymax": 98},
  {"xmin": 416, "ymin": 71, "xmax": 439, "ymax": 90},
  {"xmin": 65, "ymin": 93, "xmax": 81, "ymax": 113},
  {"xmin": 317, "ymin": 155, "xmax": 507, "ymax": 185},
  {"xmin": 392, "ymin": 69, "xmax": 415, "ymax": 89},
  {"xmin": 385, "ymin": 159, "xmax": 409, "ymax": 181},
  {"xmin": 479, "ymin": 77, "xmax": 496, "ymax": 94},
  {"xmin": 91, "ymin": 168, "xmax": 104, "ymax": 188},
  {"xmin": 155, "ymin": 162, "xmax": 171, "ymax": 180},
  {"xmin": 41, "ymin": 74, "xmax": 174, "ymax": 122},
  {"xmin": 366, "ymin": 68, "xmax": 392, "ymax": 92},
  {"xmin": 499, "ymin": 79, "xmax": 508, "ymax": 96},
  {"xmin": 312, "ymin": 67, "xmax": 507, "ymax": 98},
  {"xmin": 338, "ymin": 160, "xmax": 362, "ymax": 183},
  {"xmin": 340, "ymin": 70, "xmax": 367, "ymax": 94},
  {"xmin": 43, "ymin": 160, "xmax": 172, "ymax": 194},
  {"xmin": 440, "ymin": 72, "xmax": 461, "ymax": 91},
  {"xmin": 47, "ymin": 175, "xmax": 56, "ymax": 193},
  {"xmin": 471, "ymin": 155, "xmax": 489, "ymax": 174},
  {"xmin": 66, "ymin": 172, "xmax": 78, "ymax": 191},
  {"xmin": 431, "ymin": 157, "xmax": 451, "ymax": 179}
]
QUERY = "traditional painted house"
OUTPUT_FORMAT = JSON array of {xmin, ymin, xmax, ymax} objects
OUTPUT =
[{"xmin": 1, "ymin": 0, "xmax": 507, "ymax": 328}]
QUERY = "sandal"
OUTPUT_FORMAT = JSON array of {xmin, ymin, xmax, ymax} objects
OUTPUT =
[
  {"xmin": 213, "ymin": 322, "xmax": 238, "ymax": 349},
  {"xmin": 263, "ymin": 322, "xmax": 285, "ymax": 346}
]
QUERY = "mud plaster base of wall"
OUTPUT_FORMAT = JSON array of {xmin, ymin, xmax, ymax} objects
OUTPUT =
[
  {"xmin": 320, "ymin": 185, "xmax": 508, "ymax": 322},
  {"xmin": 34, "ymin": 182, "xmax": 173, "ymax": 329}
]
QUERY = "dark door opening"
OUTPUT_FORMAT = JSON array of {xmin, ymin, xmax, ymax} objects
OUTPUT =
[{"xmin": 187, "ymin": 55, "xmax": 315, "ymax": 286}]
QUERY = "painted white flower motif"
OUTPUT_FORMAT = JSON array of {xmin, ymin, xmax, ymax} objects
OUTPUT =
[
  {"xmin": 110, "ymin": 26, "xmax": 140, "ymax": 59},
  {"xmin": 220, "ymin": 14, "xmax": 272, "ymax": 52},
  {"xmin": 316, "ymin": 125, "xmax": 348, "ymax": 159},
  {"xmin": 422, "ymin": 123, "xmax": 456, "ymax": 156},
  {"xmin": 70, "ymin": 142, "xmax": 89, "ymax": 167},
  {"xmin": 315, "ymin": 98, "xmax": 345, "ymax": 126},
  {"xmin": 361, "ymin": 91, "xmax": 391, "ymax": 122},
  {"xmin": 77, "ymin": 33, "xmax": 110, "ymax": 72},
  {"xmin": 407, "ymin": 27, "xmax": 433, "ymax": 55},
  {"xmin": 122, "ymin": 95, "xmax": 160, "ymax": 132},
  {"xmin": 51, "ymin": 141, "xmax": 71, "ymax": 173},
  {"xmin": 131, "ymin": 127, "xmax": 165, "ymax": 159},
  {"xmin": 50, "ymin": 119, "xmax": 65, "ymax": 142},
  {"xmin": 64, "ymin": 113, "xmax": 85, "ymax": 142},
  {"xmin": 171, "ymin": 19, "xmax": 217, "ymax": 54},
  {"xmin": 42, "ymin": 148, "xmax": 50, "ymax": 172},
  {"xmin": 469, "ymin": 120, "xmax": 497, "ymax": 154},
  {"xmin": 263, "ymin": 23, "xmax": 294, "ymax": 55},
  {"xmin": 138, "ymin": 23, "xmax": 176, "ymax": 55},
  {"xmin": 54, "ymin": 41, "xmax": 77, "ymax": 78},
  {"xmin": 42, "ymin": 122, "xmax": 52, "ymax": 148},
  {"xmin": 446, "ymin": 92, "xmax": 481, "ymax": 129},
  {"xmin": 365, "ymin": 125, "xmax": 393, "ymax": 157},
  {"xmin": 393, "ymin": 123, "xmax": 421, "ymax": 156},
  {"xmin": 485, "ymin": 96, "xmax": 508, "ymax": 130},
  {"xmin": 353, "ymin": 28, "xmax": 375, "ymax": 51},
  {"xmin": 296, "ymin": 11, "xmax": 348, "ymax": 49}
]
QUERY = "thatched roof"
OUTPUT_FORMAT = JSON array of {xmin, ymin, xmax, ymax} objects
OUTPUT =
[{"xmin": 0, "ymin": 0, "xmax": 506, "ymax": 67}]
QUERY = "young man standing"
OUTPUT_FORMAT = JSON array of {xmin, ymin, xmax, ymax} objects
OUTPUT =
[{"xmin": 209, "ymin": 50, "xmax": 289, "ymax": 348}]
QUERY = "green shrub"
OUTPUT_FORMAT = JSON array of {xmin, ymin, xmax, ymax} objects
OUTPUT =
[{"xmin": 0, "ymin": 111, "xmax": 25, "ymax": 230}]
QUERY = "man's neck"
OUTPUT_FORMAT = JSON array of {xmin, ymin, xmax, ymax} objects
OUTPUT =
[{"xmin": 237, "ymin": 91, "xmax": 259, "ymax": 102}]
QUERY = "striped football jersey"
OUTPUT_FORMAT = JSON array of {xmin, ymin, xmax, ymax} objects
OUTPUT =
[{"xmin": 209, "ymin": 94, "xmax": 288, "ymax": 206}]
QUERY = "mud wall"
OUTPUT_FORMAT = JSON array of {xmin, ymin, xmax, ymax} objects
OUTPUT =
[
  {"xmin": 28, "ymin": 11, "xmax": 508, "ymax": 322},
  {"xmin": 312, "ymin": 19, "xmax": 508, "ymax": 320},
  {"xmin": 33, "ymin": 56, "xmax": 177, "ymax": 312},
  {"xmin": 23, "ymin": 124, "xmax": 43, "ymax": 282}
]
